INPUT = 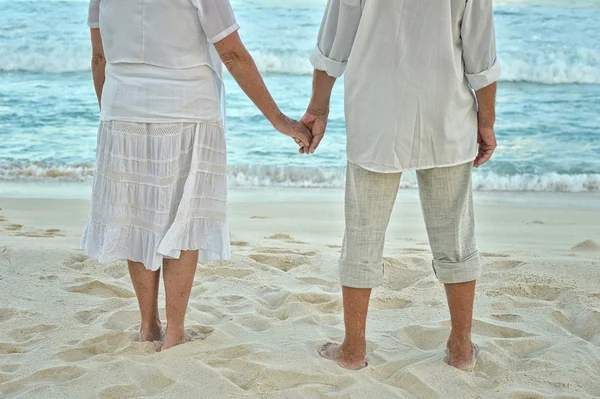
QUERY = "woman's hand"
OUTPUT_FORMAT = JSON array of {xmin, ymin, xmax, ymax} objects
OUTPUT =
[{"xmin": 272, "ymin": 113, "xmax": 313, "ymax": 148}]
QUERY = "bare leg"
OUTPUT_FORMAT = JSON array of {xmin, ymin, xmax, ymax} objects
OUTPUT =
[
  {"xmin": 319, "ymin": 286, "xmax": 371, "ymax": 370},
  {"xmin": 161, "ymin": 250, "xmax": 198, "ymax": 350},
  {"xmin": 445, "ymin": 280, "xmax": 478, "ymax": 370},
  {"xmin": 128, "ymin": 261, "xmax": 162, "ymax": 342}
]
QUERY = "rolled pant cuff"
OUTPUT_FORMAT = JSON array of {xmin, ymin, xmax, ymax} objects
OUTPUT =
[
  {"xmin": 339, "ymin": 259, "xmax": 384, "ymax": 289},
  {"xmin": 432, "ymin": 251, "xmax": 482, "ymax": 284}
]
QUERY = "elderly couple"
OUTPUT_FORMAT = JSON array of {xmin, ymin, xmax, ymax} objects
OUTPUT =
[{"xmin": 83, "ymin": 0, "xmax": 500, "ymax": 371}]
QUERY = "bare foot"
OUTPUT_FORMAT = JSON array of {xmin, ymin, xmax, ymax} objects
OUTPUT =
[
  {"xmin": 140, "ymin": 320, "xmax": 163, "ymax": 342},
  {"xmin": 161, "ymin": 331, "xmax": 190, "ymax": 351},
  {"xmin": 318, "ymin": 342, "xmax": 367, "ymax": 370},
  {"xmin": 445, "ymin": 339, "xmax": 479, "ymax": 372}
]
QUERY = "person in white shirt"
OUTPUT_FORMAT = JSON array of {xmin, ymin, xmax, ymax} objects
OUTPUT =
[
  {"xmin": 83, "ymin": 0, "xmax": 311, "ymax": 350},
  {"xmin": 299, "ymin": 0, "xmax": 500, "ymax": 371}
]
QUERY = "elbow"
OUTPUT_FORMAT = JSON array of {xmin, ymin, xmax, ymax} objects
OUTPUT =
[
  {"xmin": 220, "ymin": 49, "xmax": 246, "ymax": 72},
  {"xmin": 91, "ymin": 52, "xmax": 106, "ymax": 68}
]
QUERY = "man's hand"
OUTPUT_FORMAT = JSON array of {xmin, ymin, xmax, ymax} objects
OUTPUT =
[
  {"xmin": 295, "ymin": 108, "xmax": 328, "ymax": 154},
  {"xmin": 473, "ymin": 125, "xmax": 496, "ymax": 168}
]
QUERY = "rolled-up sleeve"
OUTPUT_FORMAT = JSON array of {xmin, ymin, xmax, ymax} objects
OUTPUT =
[
  {"xmin": 193, "ymin": 0, "xmax": 240, "ymax": 44},
  {"xmin": 88, "ymin": 0, "xmax": 100, "ymax": 29},
  {"xmin": 310, "ymin": 0, "xmax": 362, "ymax": 78},
  {"xmin": 461, "ymin": 0, "xmax": 501, "ymax": 90}
]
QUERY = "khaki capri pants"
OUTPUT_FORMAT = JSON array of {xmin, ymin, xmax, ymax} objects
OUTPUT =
[{"xmin": 339, "ymin": 161, "xmax": 482, "ymax": 288}]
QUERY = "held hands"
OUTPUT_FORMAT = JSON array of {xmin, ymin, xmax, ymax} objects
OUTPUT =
[
  {"xmin": 272, "ymin": 112, "xmax": 313, "ymax": 148},
  {"xmin": 291, "ymin": 107, "xmax": 328, "ymax": 155}
]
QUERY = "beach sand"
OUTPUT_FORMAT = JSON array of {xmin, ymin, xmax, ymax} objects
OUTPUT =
[{"xmin": 0, "ymin": 191, "xmax": 599, "ymax": 398}]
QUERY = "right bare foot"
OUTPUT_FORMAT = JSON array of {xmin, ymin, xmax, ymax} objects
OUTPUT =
[
  {"xmin": 140, "ymin": 320, "xmax": 163, "ymax": 342},
  {"xmin": 161, "ymin": 331, "xmax": 190, "ymax": 351},
  {"xmin": 318, "ymin": 342, "xmax": 367, "ymax": 370}
]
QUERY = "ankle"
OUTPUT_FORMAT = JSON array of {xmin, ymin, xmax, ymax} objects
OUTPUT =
[
  {"xmin": 341, "ymin": 339, "xmax": 367, "ymax": 357},
  {"xmin": 448, "ymin": 331, "xmax": 471, "ymax": 345},
  {"xmin": 141, "ymin": 318, "xmax": 161, "ymax": 330},
  {"xmin": 165, "ymin": 325, "xmax": 186, "ymax": 337}
]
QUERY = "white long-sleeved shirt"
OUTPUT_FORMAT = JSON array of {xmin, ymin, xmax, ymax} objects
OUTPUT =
[
  {"xmin": 88, "ymin": 0, "xmax": 239, "ymax": 123},
  {"xmin": 311, "ymin": 0, "xmax": 501, "ymax": 173}
]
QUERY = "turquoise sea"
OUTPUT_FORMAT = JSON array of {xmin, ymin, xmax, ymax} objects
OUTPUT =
[{"xmin": 0, "ymin": 0, "xmax": 599, "ymax": 193}]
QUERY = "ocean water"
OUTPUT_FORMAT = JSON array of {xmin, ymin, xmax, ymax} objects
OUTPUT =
[{"xmin": 0, "ymin": 0, "xmax": 599, "ymax": 193}]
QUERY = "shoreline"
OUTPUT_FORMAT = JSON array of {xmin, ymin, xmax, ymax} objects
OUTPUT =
[{"xmin": 1, "ymin": 180, "xmax": 600, "ymax": 210}]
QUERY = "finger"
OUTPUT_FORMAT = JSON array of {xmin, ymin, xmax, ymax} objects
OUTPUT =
[
  {"xmin": 308, "ymin": 133, "xmax": 324, "ymax": 154},
  {"xmin": 298, "ymin": 131, "xmax": 312, "ymax": 147},
  {"xmin": 474, "ymin": 149, "xmax": 494, "ymax": 167}
]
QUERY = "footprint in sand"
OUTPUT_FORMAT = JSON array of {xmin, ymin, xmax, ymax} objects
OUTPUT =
[
  {"xmin": 491, "ymin": 313, "xmax": 524, "ymax": 323},
  {"xmin": 493, "ymin": 337, "xmax": 553, "ymax": 360},
  {"xmin": 64, "ymin": 280, "xmax": 136, "ymax": 299},
  {"xmin": 231, "ymin": 241, "xmax": 249, "ymax": 247},
  {"xmin": 251, "ymin": 216, "xmax": 269, "ymax": 220},
  {"xmin": 99, "ymin": 367, "xmax": 173, "ymax": 398},
  {"xmin": 75, "ymin": 309, "xmax": 105, "ymax": 325},
  {"xmin": 56, "ymin": 331, "xmax": 146, "ymax": 362},
  {"xmin": 9, "ymin": 324, "xmax": 58, "ymax": 343},
  {"xmin": 550, "ymin": 308, "xmax": 600, "ymax": 346},
  {"xmin": 383, "ymin": 258, "xmax": 430, "ymax": 291},
  {"xmin": 0, "ymin": 366, "xmax": 87, "ymax": 396},
  {"xmin": 470, "ymin": 319, "xmax": 535, "ymax": 338},
  {"xmin": 396, "ymin": 325, "xmax": 449, "ymax": 350},
  {"xmin": 371, "ymin": 297, "xmax": 413, "ymax": 310},
  {"xmin": 186, "ymin": 325, "xmax": 214, "ymax": 341},
  {"xmin": 103, "ymin": 310, "xmax": 142, "ymax": 332},
  {"xmin": 249, "ymin": 252, "xmax": 311, "ymax": 272},
  {"xmin": 498, "ymin": 284, "xmax": 564, "ymax": 302}
]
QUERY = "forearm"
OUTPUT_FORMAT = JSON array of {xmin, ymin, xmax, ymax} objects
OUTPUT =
[
  {"xmin": 475, "ymin": 82, "xmax": 496, "ymax": 128},
  {"xmin": 308, "ymin": 69, "xmax": 336, "ymax": 115},
  {"xmin": 222, "ymin": 47, "xmax": 282, "ymax": 125},
  {"xmin": 91, "ymin": 53, "xmax": 106, "ymax": 108}
]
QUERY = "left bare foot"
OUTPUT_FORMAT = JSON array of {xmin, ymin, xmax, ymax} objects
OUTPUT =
[
  {"xmin": 318, "ymin": 342, "xmax": 368, "ymax": 370},
  {"xmin": 445, "ymin": 339, "xmax": 479, "ymax": 372},
  {"xmin": 140, "ymin": 320, "xmax": 163, "ymax": 342}
]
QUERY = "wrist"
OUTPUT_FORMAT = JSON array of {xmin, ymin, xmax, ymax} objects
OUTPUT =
[
  {"xmin": 269, "ymin": 110, "xmax": 285, "ymax": 128},
  {"xmin": 307, "ymin": 101, "xmax": 329, "ymax": 118},
  {"xmin": 478, "ymin": 115, "xmax": 495, "ymax": 128}
]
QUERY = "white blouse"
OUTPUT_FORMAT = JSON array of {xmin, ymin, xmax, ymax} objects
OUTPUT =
[
  {"xmin": 311, "ymin": 0, "xmax": 501, "ymax": 173},
  {"xmin": 88, "ymin": 0, "xmax": 240, "ymax": 123}
]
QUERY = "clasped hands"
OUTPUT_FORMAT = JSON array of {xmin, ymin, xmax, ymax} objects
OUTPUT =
[{"xmin": 273, "ymin": 107, "xmax": 328, "ymax": 155}]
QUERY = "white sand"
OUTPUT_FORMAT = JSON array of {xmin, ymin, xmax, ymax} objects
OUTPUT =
[{"xmin": 0, "ymin": 191, "xmax": 599, "ymax": 398}]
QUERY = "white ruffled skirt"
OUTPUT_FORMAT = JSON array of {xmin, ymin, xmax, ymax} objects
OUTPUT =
[{"xmin": 81, "ymin": 121, "xmax": 230, "ymax": 271}]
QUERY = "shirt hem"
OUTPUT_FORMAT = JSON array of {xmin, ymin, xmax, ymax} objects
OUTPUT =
[
  {"xmin": 209, "ymin": 23, "xmax": 240, "ymax": 44},
  {"xmin": 99, "ymin": 116, "xmax": 224, "ymax": 126},
  {"xmin": 347, "ymin": 157, "xmax": 477, "ymax": 174}
]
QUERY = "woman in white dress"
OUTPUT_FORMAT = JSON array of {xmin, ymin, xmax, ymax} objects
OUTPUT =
[{"xmin": 82, "ymin": 0, "xmax": 312, "ymax": 350}]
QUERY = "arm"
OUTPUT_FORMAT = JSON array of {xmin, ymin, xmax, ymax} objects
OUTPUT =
[
  {"xmin": 462, "ymin": 0, "xmax": 501, "ymax": 167},
  {"xmin": 194, "ymin": 0, "xmax": 310, "ymax": 146},
  {"xmin": 213, "ymin": 32, "xmax": 310, "ymax": 146},
  {"xmin": 90, "ymin": 29, "xmax": 106, "ymax": 108},
  {"xmin": 303, "ymin": 0, "xmax": 362, "ymax": 154}
]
